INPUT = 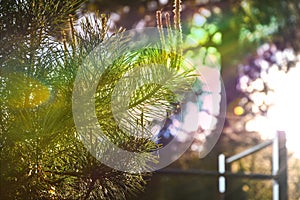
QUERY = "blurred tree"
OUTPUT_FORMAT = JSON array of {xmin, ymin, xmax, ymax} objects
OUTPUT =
[{"xmin": 81, "ymin": 0, "xmax": 300, "ymax": 101}]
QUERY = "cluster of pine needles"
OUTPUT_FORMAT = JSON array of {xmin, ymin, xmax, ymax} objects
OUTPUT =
[{"xmin": 0, "ymin": 0, "xmax": 198, "ymax": 199}]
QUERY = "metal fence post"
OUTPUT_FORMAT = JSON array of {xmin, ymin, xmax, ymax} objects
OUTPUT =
[
  {"xmin": 272, "ymin": 131, "xmax": 279, "ymax": 200},
  {"xmin": 277, "ymin": 131, "xmax": 288, "ymax": 200},
  {"xmin": 218, "ymin": 154, "xmax": 226, "ymax": 199}
]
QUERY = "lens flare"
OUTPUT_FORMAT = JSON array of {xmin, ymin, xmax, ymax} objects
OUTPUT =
[{"xmin": 4, "ymin": 73, "xmax": 51, "ymax": 109}]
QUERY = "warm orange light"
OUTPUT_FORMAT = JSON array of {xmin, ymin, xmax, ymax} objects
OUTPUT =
[
  {"xmin": 5, "ymin": 73, "xmax": 51, "ymax": 109},
  {"xmin": 233, "ymin": 106, "xmax": 244, "ymax": 116}
]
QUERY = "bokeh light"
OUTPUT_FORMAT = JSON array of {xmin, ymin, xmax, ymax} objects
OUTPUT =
[{"xmin": 237, "ymin": 43, "xmax": 300, "ymax": 157}]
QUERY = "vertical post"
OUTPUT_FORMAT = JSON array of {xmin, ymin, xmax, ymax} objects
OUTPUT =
[
  {"xmin": 278, "ymin": 131, "xmax": 288, "ymax": 200},
  {"xmin": 218, "ymin": 154, "xmax": 226, "ymax": 199},
  {"xmin": 272, "ymin": 132, "xmax": 279, "ymax": 200}
]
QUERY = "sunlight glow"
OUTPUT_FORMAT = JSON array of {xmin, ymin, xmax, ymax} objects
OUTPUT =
[
  {"xmin": 239, "ymin": 45, "xmax": 300, "ymax": 158},
  {"xmin": 267, "ymin": 66, "xmax": 300, "ymax": 157},
  {"xmin": 6, "ymin": 73, "xmax": 51, "ymax": 108},
  {"xmin": 252, "ymin": 52, "xmax": 300, "ymax": 157}
]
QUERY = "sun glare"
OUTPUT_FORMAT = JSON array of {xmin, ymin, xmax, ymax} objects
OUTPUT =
[
  {"xmin": 5, "ymin": 73, "xmax": 51, "ymax": 108},
  {"xmin": 239, "ymin": 44, "xmax": 300, "ymax": 158},
  {"xmin": 267, "ymin": 64, "xmax": 300, "ymax": 157}
]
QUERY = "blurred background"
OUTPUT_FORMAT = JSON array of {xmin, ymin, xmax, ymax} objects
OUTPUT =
[{"xmin": 79, "ymin": 0, "xmax": 300, "ymax": 199}]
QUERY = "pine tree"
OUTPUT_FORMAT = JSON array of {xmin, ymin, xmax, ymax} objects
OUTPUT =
[{"xmin": 0, "ymin": 0, "xmax": 194, "ymax": 199}]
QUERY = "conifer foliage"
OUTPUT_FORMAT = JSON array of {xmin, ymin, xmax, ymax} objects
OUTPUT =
[{"xmin": 0, "ymin": 0, "xmax": 195, "ymax": 199}]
